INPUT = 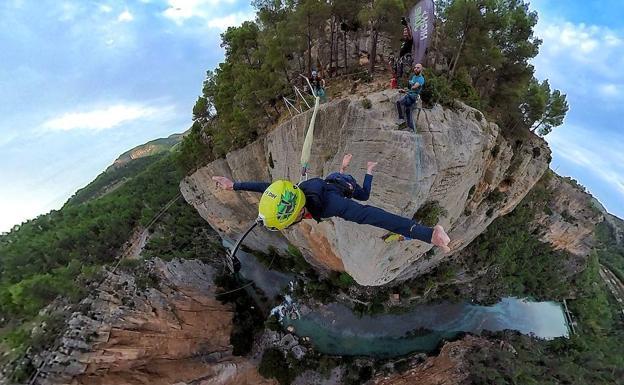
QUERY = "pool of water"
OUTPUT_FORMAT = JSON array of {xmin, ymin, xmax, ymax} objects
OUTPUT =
[{"xmin": 281, "ymin": 299, "xmax": 569, "ymax": 357}]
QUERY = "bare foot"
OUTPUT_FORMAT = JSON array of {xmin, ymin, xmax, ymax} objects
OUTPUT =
[
  {"xmin": 340, "ymin": 153, "xmax": 353, "ymax": 173},
  {"xmin": 366, "ymin": 161, "xmax": 378, "ymax": 174},
  {"xmin": 212, "ymin": 176, "xmax": 234, "ymax": 190},
  {"xmin": 431, "ymin": 225, "xmax": 451, "ymax": 253}
]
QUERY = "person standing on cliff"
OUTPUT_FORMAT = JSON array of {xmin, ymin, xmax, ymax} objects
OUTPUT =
[
  {"xmin": 310, "ymin": 70, "xmax": 326, "ymax": 101},
  {"xmin": 396, "ymin": 63, "xmax": 425, "ymax": 131},
  {"xmin": 212, "ymin": 154, "xmax": 451, "ymax": 252}
]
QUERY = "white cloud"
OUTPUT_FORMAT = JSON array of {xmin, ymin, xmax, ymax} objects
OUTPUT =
[
  {"xmin": 0, "ymin": 131, "xmax": 19, "ymax": 148},
  {"xmin": 99, "ymin": 4, "xmax": 112, "ymax": 13},
  {"xmin": 42, "ymin": 104, "xmax": 164, "ymax": 132},
  {"xmin": 598, "ymin": 83, "xmax": 620, "ymax": 97},
  {"xmin": 547, "ymin": 126, "xmax": 624, "ymax": 197},
  {"xmin": 207, "ymin": 11, "xmax": 255, "ymax": 31},
  {"xmin": 118, "ymin": 10, "xmax": 134, "ymax": 22},
  {"xmin": 58, "ymin": 2, "xmax": 81, "ymax": 21},
  {"xmin": 162, "ymin": 0, "xmax": 245, "ymax": 26},
  {"xmin": 534, "ymin": 20, "xmax": 623, "ymax": 81}
]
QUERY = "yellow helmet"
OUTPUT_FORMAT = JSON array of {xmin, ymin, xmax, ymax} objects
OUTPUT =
[{"xmin": 258, "ymin": 180, "xmax": 306, "ymax": 230}]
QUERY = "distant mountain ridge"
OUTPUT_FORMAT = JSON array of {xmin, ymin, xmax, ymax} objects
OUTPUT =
[
  {"xmin": 65, "ymin": 132, "xmax": 185, "ymax": 206},
  {"xmin": 106, "ymin": 133, "xmax": 185, "ymax": 172},
  {"xmin": 592, "ymin": 197, "xmax": 624, "ymax": 245}
]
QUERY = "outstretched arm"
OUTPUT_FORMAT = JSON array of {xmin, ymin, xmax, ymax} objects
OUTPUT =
[
  {"xmin": 352, "ymin": 161, "xmax": 377, "ymax": 201},
  {"xmin": 352, "ymin": 174, "xmax": 372, "ymax": 201},
  {"xmin": 212, "ymin": 176, "xmax": 270, "ymax": 193}
]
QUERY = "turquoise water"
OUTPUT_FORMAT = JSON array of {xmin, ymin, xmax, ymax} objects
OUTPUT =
[
  {"xmin": 282, "ymin": 299, "xmax": 570, "ymax": 357},
  {"xmin": 225, "ymin": 241, "xmax": 570, "ymax": 357}
]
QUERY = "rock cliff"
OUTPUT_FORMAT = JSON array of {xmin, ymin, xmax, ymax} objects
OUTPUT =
[
  {"xmin": 181, "ymin": 90, "xmax": 550, "ymax": 285},
  {"xmin": 29, "ymin": 259, "xmax": 275, "ymax": 385},
  {"xmin": 372, "ymin": 335, "xmax": 492, "ymax": 385},
  {"xmin": 534, "ymin": 174, "xmax": 603, "ymax": 270}
]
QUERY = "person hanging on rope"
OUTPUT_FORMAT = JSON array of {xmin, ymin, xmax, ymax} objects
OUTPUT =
[
  {"xmin": 399, "ymin": 17, "xmax": 413, "ymax": 60},
  {"xmin": 212, "ymin": 154, "xmax": 451, "ymax": 252},
  {"xmin": 395, "ymin": 16, "xmax": 414, "ymax": 78}
]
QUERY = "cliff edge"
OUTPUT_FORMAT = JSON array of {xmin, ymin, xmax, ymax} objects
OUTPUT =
[{"xmin": 181, "ymin": 90, "xmax": 551, "ymax": 285}]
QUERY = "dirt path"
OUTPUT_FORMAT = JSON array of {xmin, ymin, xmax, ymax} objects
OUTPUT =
[
  {"xmin": 119, "ymin": 227, "xmax": 150, "ymax": 260},
  {"xmin": 599, "ymin": 264, "xmax": 624, "ymax": 314}
]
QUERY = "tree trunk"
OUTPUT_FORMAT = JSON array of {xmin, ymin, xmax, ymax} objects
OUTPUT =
[
  {"xmin": 298, "ymin": 54, "xmax": 304, "ymax": 75},
  {"xmin": 244, "ymin": 49, "xmax": 253, "ymax": 67},
  {"xmin": 307, "ymin": 12, "xmax": 312, "ymax": 75},
  {"xmin": 271, "ymin": 100, "xmax": 281, "ymax": 118},
  {"xmin": 449, "ymin": 7, "xmax": 470, "ymax": 79},
  {"xmin": 252, "ymin": 92, "xmax": 273, "ymax": 122},
  {"xmin": 329, "ymin": 17, "xmax": 335, "ymax": 76},
  {"xmin": 368, "ymin": 26, "xmax": 378, "ymax": 74},
  {"xmin": 282, "ymin": 65, "xmax": 291, "ymax": 85},
  {"xmin": 344, "ymin": 30, "xmax": 348, "ymax": 74},
  {"xmin": 449, "ymin": 30, "xmax": 466, "ymax": 78}
]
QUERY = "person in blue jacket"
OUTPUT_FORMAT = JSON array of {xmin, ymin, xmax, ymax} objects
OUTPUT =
[
  {"xmin": 396, "ymin": 63, "xmax": 425, "ymax": 131},
  {"xmin": 212, "ymin": 154, "xmax": 451, "ymax": 252}
]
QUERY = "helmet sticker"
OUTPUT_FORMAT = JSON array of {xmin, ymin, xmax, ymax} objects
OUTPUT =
[{"xmin": 276, "ymin": 190, "xmax": 297, "ymax": 221}]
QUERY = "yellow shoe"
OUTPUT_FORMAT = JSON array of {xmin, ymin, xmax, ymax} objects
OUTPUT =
[{"xmin": 382, "ymin": 233, "xmax": 405, "ymax": 243}]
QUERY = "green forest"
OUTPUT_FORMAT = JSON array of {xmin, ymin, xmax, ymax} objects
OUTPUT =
[
  {"xmin": 461, "ymin": 175, "xmax": 624, "ymax": 383},
  {"xmin": 179, "ymin": 0, "xmax": 568, "ymax": 172}
]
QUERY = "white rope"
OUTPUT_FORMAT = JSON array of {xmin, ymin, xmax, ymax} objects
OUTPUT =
[
  {"xmin": 300, "ymin": 96, "xmax": 320, "ymax": 180},
  {"xmin": 299, "ymin": 74, "xmax": 317, "ymax": 98},
  {"xmin": 294, "ymin": 85, "xmax": 312, "ymax": 110}
]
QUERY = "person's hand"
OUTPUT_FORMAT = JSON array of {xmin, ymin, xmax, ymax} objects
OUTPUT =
[
  {"xmin": 212, "ymin": 176, "xmax": 234, "ymax": 190},
  {"xmin": 366, "ymin": 161, "xmax": 378, "ymax": 174},
  {"xmin": 431, "ymin": 225, "xmax": 451, "ymax": 253}
]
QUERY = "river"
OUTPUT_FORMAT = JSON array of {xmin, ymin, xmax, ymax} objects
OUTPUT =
[
  {"xmin": 229, "ymin": 245, "xmax": 570, "ymax": 357},
  {"xmin": 281, "ymin": 299, "xmax": 569, "ymax": 357}
]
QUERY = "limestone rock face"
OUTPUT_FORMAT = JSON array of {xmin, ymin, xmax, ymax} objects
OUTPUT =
[
  {"xmin": 181, "ymin": 90, "xmax": 550, "ymax": 285},
  {"xmin": 533, "ymin": 174, "xmax": 603, "ymax": 273},
  {"xmin": 32, "ymin": 259, "xmax": 275, "ymax": 385},
  {"xmin": 372, "ymin": 336, "xmax": 492, "ymax": 385}
]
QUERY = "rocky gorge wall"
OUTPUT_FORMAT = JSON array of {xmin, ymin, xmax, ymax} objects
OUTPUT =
[
  {"xmin": 181, "ymin": 90, "xmax": 551, "ymax": 286},
  {"xmin": 372, "ymin": 335, "xmax": 494, "ymax": 385},
  {"xmin": 26, "ymin": 259, "xmax": 275, "ymax": 385},
  {"xmin": 533, "ymin": 174, "xmax": 604, "ymax": 274}
]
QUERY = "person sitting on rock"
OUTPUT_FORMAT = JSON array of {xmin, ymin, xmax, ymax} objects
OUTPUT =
[
  {"xmin": 396, "ymin": 63, "xmax": 425, "ymax": 131},
  {"xmin": 212, "ymin": 153, "xmax": 451, "ymax": 252}
]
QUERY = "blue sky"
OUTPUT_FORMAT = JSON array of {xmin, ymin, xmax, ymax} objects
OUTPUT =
[
  {"xmin": 529, "ymin": 0, "xmax": 624, "ymax": 218},
  {"xmin": 0, "ymin": 0, "xmax": 622, "ymax": 232},
  {"xmin": 0, "ymin": 0, "xmax": 255, "ymax": 232}
]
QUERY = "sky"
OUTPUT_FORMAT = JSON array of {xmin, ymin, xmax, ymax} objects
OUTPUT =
[
  {"xmin": 529, "ymin": 0, "xmax": 624, "ymax": 218},
  {"xmin": 0, "ymin": 0, "xmax": 622, "ymax": 233}
]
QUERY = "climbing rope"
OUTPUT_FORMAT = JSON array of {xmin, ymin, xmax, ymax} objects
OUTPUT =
[{"xmin": 300, "ymin": 95, "xmax": 320, "ymax": 182}]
